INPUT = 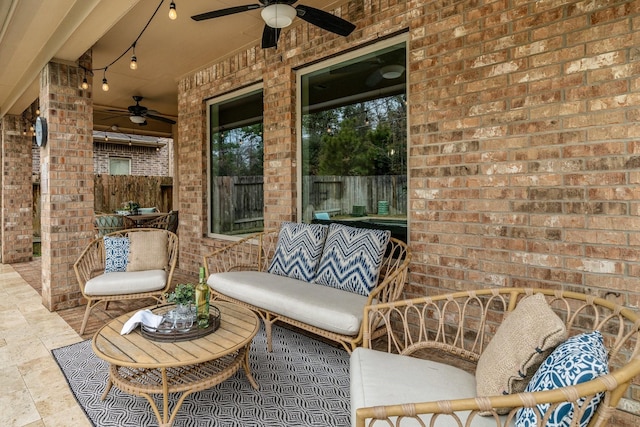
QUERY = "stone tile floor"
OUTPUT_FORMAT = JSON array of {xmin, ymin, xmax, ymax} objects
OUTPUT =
[{"xmin": 1, "ymin": 259, "xmax": 196, "ymax": 427}]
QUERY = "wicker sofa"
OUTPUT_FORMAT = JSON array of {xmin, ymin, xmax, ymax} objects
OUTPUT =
[
  {"xmin": 351, "ymin": 288, "xmax": 640, "ymax": 427},
  {"xmin": 203, "ymin": 224, "xmax": 411, "ymax": 353}
]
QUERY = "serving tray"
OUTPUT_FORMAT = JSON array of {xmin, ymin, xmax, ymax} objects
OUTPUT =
[{"xmin": 140, "ymin": 305, "xmax": 221, "ymax": 342}]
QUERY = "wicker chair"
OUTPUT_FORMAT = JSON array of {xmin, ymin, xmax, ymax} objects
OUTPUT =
[
  {"xmin": 353, "ymin": 288, "xmax": 640, "ymax": 427},
  {"xmin": 73, "ymin": 228, "xmax": 179, "ymax": 334},
  {"xmin": 93, "ymin": 214, "xmax": 125, "ymax": 237},
  {"xmin": 143, "ymin": 210, "xmax": 179, "ymax": 233}
]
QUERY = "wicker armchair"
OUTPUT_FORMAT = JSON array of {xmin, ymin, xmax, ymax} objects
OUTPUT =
[
  {"xmin": 354, "ymin": 288, "xmax": 640, "ymax": 427},
  {"xmin": 74, "ymin": 228, "xmax": 179, "ymax": 334},
  {"xmin": 93, "ymin": 214, "xmax": 125, "ymax": 237}
]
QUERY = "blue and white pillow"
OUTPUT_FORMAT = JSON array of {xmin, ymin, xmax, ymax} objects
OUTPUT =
[
  {"xmin": 267, "ymin": 222, "xmax": 328, "ymax": 282},
  {"xmin": 516, "ymin": 331, "xmax": 609, "ymax": 427},
  {"xmin": 313, "ymin": 223, "xmax": 391, "ymax": 296},
  {"xmin": 104, "ymin": 236, "xmax": 130, "ymax": 273}
]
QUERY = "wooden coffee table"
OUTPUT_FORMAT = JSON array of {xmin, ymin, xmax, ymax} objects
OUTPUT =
[{"xmin": 92, "ymin": 301, "xmax": 260, "ymax": 427}]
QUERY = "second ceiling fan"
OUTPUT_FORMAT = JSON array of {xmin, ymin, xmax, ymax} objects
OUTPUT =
[{"xmin": 191, "ymin": 0, "xmax": 356, "ymax": 49}]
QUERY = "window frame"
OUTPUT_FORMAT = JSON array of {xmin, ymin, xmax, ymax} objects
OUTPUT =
[
  {"xmin": 109, "ymin": 157, "xmax": 131, "ymax": 175},
  {"xmin": 206, "ymin": 82, "xmax": 264, "ymax": 240},
  {"xmin": 295, "ymin": 34, "xmax": 410, "ymax": 225}
]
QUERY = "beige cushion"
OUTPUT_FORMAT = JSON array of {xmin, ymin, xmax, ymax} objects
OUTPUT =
[
  {"xmin": 208, "ymin": 271, "xmax": 368, "ymax": 335},
  {"xmin": 351, "ymin": 348, "xmax": 511, "ymax": 427},
  {"xmin": 85, "ymin": 270, "xmax": 167, "ymax": 296},
  {"xmin": 476, "ymin": 293, "xmax": 567, "ymax": 404},
  {"xmin": 127, "ymin": 230, "xmax": 168, "ymax": 272}
]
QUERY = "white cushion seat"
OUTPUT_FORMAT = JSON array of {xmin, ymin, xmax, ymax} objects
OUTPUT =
[
  {"xmin": 208, "ymin": 270, "xmax": 368, "ymax": 336},
  {"xmin": 350, "ymin": 347, "xmax": 512, "ymax": 427},
  {"xmin": 85, "ymin": 269, "xmax": 167, "ymax": 296}
]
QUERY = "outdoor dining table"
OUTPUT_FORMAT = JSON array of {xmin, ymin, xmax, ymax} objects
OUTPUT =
[{"xmin": 125, "ymin": 212, "xmax": 167, "ymax": 227}]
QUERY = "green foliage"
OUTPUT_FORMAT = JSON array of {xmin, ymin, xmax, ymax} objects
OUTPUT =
[
  {"xmin": 304, "ymin": 95, "xmax": 407, "ymax": 177},
  {"xmin": 165, "ymin": 283, "xmax": 195, "ymax": 305},
  {"xmin": 212, "ymin": 124, "xmax": 263, "ymax": 177}
]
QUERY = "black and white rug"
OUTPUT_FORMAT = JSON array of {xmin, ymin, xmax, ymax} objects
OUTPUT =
[{"xmin": 52, "ymin": 325, "xmax": 351, "ymax": 427}]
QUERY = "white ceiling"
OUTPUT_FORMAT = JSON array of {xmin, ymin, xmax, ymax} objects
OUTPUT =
[{"xmin": 0, "ymin": 0, "xmax": 351, "ymax": 136}]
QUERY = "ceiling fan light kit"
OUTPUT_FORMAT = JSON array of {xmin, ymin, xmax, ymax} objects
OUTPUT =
[
  {"xmin": 129, "ymin": 115, "xmax": 146, "ymax": 124},
  {"xmin": 192, "ymin": 1, "xmax": 356, "ymax": 49},
  {"xmin": 261, "ymin": 4, "xmax": 296, "ymax": 28},
  {"xmin": 380, "ymin": 65, "xmax": 405, "ymax": 79}
]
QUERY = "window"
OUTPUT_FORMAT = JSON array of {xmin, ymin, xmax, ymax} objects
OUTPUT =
[
  {"xmin": 109, "ymin": 157, "xmax": 131, "ymax": 175},
  {"xmin": 297, "ymin": 37, "xmax": 408, "ymax": 236},
  {"xmin": 207, "ymin": 85, "xmax": 264, "ymax": 236}
]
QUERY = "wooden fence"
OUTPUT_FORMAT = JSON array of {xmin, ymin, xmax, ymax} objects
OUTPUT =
[
  {"xmin": 210, "ymin": 175, "xmax": 407, "ymax": 234},
  {"xmin": 33, "ymin": 175, "xmax": 173, "ymax": 237}
]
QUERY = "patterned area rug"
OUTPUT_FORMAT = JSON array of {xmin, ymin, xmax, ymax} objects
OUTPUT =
[{"xmin": 52, "ymin": 325, "xmax": 350, "ymax": 426}]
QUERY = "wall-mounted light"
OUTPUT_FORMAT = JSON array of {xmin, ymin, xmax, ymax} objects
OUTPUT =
[{"xmin": 169, "ymin": 1, "xmax": 177, "ymax": 20}]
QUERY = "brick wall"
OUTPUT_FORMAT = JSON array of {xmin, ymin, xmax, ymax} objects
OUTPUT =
[
  {"xmin": 0, "ymin": 114, "xmax": 33, "ymax": 263},
  {"xmin": 177, "ymin": 1, "xmax": 640, "ymax": 421},
  {"xmin": 39, "ymin": 58, "xmax": 94, "ymax": 312},
  {"xmin": 93, "ymin": 142, "xmax": 170, "ymax": 176}
]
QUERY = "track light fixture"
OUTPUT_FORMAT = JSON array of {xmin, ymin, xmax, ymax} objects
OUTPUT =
[{"xmin": 169, "ymin": 1, "xmax": 177, "ymax": 20}]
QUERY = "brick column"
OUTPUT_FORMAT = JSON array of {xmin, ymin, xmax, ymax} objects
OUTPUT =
[
  {"xmin": 39, "ymin": 55, "xmax": 94, "ymax": 311},
  {"xmin": 0, "ymin": 114, "xmax": 33, "ymax": 263}
]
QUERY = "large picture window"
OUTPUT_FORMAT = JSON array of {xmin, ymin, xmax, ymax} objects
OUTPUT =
[
  {"xmin": 207, "ymin": 85, "xmax": 264, "ymax": 236},
  {"xmin": 297, "ymin": 37, "xmax": 408, "ymax": 239}
]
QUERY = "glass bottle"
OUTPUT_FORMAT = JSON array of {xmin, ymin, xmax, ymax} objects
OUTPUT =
[{"xmin": 195, "ymin": 266, "xmax": 210, "ymax": 328}]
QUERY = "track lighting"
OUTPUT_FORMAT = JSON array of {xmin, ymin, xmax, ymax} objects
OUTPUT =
[{"xmin": 169, "ymin": 1, "xmax": 177, "ymax": 20}]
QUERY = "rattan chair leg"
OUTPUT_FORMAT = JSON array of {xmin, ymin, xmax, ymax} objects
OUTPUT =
[{"xmin": 79, "ymin": 300, "xmax": 96, "ymax": 335}]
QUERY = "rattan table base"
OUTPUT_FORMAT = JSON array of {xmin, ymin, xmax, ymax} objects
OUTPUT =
[
  {"xmin": 93, "ymin": 301, "xmax": 260, "ymax": 427},
  {"xmin": 101, "ymin": 346, "xmax": 257, "ymax": 427}
]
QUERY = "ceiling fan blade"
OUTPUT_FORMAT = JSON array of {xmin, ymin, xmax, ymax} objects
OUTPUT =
[
  {"xmin": 295, "ymin": 5, "xmax": 355, "ymax": 37},
  {"xmin": 262, "ymin": 25, "xmax": 281, "ymax": 49},
  {"xmin": 146, "ymin": 114, "xmax": 176, "ymax": 125},
  {"xmin": 191, "ymin": 4, "xmax": 261, "ymax": 21}
]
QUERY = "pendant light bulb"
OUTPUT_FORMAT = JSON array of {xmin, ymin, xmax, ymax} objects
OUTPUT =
[
  {"xmin": 169, "ymin": 2, "xmax": 177, "ymax": 20},
  {"xmin": 102, "ymin": 68, "xmax": 109, "ymax": 91},
  {"xmin": 81, "ymin": 77, "xmax": 89, "ymax": 90},
  {"xmin": 130, "ymin": 55, "xmax": 138, "ymax": 70}
]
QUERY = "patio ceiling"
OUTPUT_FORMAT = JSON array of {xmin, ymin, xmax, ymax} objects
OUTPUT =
[{"xmin": 0, "ymin": 0, "xmax": 350, "ymax": 137}]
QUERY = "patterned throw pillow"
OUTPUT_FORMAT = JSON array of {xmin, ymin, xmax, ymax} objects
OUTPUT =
[
  {"xmin": 516, "ymin": 331, "xmax": 609, "ymax": 427},
  {"xmin": 267, "ymin": 222, "xmax": 329, "ymax": 282},
  {"xmin": 313, "ymin": 223, "xmax": 391, "ymax": 296},
  {"xmin": 104, "ymin": 236, "xmax": 130, "ymax": 273}
]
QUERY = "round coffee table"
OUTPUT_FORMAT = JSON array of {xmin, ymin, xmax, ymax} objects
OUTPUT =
[{"xmin": 92, "ymin": 301, "xmax": 259, "ymax": 427}]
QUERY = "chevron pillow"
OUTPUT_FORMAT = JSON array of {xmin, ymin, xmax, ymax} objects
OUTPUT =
[
  {"xmin": 313, "ymin": 223, "xmax": 391, "ymax": 296},
  {"xmin": 267, "ymin": 222, "xmax": 329, "ymax": 282}
]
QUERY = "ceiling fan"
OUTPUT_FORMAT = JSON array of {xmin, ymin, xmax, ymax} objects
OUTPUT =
[
  {"xmin": 191, "ymin": 0, "xmax": 356, "ymax": 49},
  {"xmin": 115, "ymin": 96, "xmax": 176, "ymax": 126}
]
